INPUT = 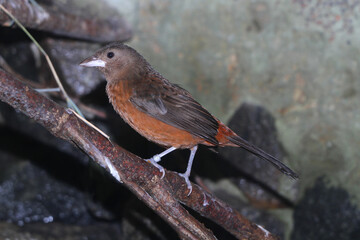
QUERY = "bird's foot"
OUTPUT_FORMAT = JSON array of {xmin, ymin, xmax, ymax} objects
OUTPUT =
[
  {"xmin": 145, "ymin": 157, "xmax": 165, "ymax": 178},
  {"xmin": 152, "ymin": 154, "xmax": 161, "ymax": 162},
  {"xmin": 178, "ymin": 172, "xmax": 192, "ymax": 196}
]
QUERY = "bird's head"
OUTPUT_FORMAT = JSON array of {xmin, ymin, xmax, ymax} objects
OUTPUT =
[{"xmin": 80, "ymin": 42, "xmax": 148, "ymax": 83}]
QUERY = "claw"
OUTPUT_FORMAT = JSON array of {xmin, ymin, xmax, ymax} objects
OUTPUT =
[
  {"xmin": 145, "ymin": 158, "xmax": 165, "ymax": 178},
  {"xmin": 159, "ymin": 168, "xmax": 165, "ymax": 179},
  {"xmin": 178, "ymin": 172, "xmax": 192, "ymax": 196},
  {"xmin": 143, "ymin": 147, "xmax": 177, "ymax": 178}
]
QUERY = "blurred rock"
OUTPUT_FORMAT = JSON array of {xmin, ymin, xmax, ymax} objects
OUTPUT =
[
  {"xmin": 0, "ymin": 102, "xmax": 89, "ymax": 164},
  {"xmin": 121, "ymin": 198, "xmax": 177, "ymax": 240},
  {"xmin": 0, "ymin": 221, "xmax": 121, "ymax": 240},
  {"xmin": 43, "ymin": 39, "xmax": 104, "ymax": 97},
  {"xmin": 204, "ymin": 178, "xmax": 286, "ymax": 239},
  {"xmin": 220, "ymin": 103, "xmax": 284, "ymax": 177},
  {"xmin": 292, "ymin": 178, "xmax": 360, "ymax": 240},
  {"xmin": 220, "ymin": 103, "xmax": 298, "ymax": 203},
  {"xmin": 0, "ymin": 152, "xmax": 96, "ymax": 225},
  {"xmin": 0, "ymin": 38, "xmax": 40, "ymax": 83}
]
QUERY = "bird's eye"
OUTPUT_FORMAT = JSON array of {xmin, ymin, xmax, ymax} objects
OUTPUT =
[{"xmin": 107, "ymin": 52, "xmax": 114, "ymax": 59}]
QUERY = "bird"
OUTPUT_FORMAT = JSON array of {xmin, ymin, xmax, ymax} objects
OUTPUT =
[{"xmin": 80, "ymin": 42, "xmax": 298, "ymax": 195}]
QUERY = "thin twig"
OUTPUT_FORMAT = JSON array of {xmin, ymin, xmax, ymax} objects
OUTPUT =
[{"xmin": 70, "ymin": 109, "xmax": 110, "ymax": 140}]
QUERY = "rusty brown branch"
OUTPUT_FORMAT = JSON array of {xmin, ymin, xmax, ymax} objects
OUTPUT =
[
  {"xmin": 169, "ymin": 174, "xmax": 276, "ymax": 240},
  {"xmin": 0, "ymin": 0, "xmax": 132, "ymax": 43},
  {"xmin": 0, "ymin": 69, "xmax": 279, "ymax": 240},
  {"xmin": 0, "ymin": 69, "xmax": 215, "ymax": 239}
]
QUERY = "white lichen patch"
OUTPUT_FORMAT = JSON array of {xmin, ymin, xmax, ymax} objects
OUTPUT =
[
  {"xmin": 257, "ymin": 224, "xmax": 270, "ymax": 238},
  {"xmin": 202, "ymin": 192, "xmax": 209, "ymax": 206},
  {"xmin": 105, "ymin": 156, "xmax": 121, "ymax": 182}
]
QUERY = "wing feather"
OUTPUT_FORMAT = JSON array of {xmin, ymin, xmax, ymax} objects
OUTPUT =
[{"xmin": 129, "ymin": 79, "xmax": 219, "ymax": 145}]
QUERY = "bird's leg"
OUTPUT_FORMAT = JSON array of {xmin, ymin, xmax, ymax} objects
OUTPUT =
[
  {"xmin": 178, "ymin": 145, "xmax": 198, "ymax": 196},
  {"xmin": 152, "ymin": 146, "xmax": 177, "ymax": 162},
  {"xmin": 145, "ymin": 147, "xmax": 177, "ymax": 178}
]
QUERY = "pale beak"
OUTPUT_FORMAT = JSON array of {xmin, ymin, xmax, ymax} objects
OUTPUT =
[{"xmin": 79, "ymin": 56, "xmax": 106, "ymax": 68}]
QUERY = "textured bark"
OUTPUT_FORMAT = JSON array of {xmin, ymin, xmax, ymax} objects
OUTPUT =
[{"xmin": 0, "ymin": 0, "xmax": 132, "ymax": 42}]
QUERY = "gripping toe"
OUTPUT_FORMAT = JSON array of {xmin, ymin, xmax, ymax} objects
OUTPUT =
[
  {"xmin": 145, "ymin": 158, "xmax": 165, "ymax": 178},
  {"xmin": 178, "ymin": 172, "xmax": 193, "ymax": 196}
]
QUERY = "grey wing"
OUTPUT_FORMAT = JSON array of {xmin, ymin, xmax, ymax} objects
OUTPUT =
[{"xmin": 129, "ymin": 85, "xmax": 219, "ymax": 145}]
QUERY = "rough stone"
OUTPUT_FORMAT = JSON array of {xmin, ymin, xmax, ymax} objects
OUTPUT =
[{"xmin": 292, "ymin": 178, "xmax": 360, "ymax": 240}]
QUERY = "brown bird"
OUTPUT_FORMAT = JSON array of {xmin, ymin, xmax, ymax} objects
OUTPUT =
[{"xmin": 80, "ymin": 42, "xmax": 298, "ymax": 195}]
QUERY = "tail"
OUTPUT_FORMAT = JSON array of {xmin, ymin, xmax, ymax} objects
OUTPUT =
[{"xmin": 227, "ymin": 135, "xmax": 298, "ymax": 179}]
